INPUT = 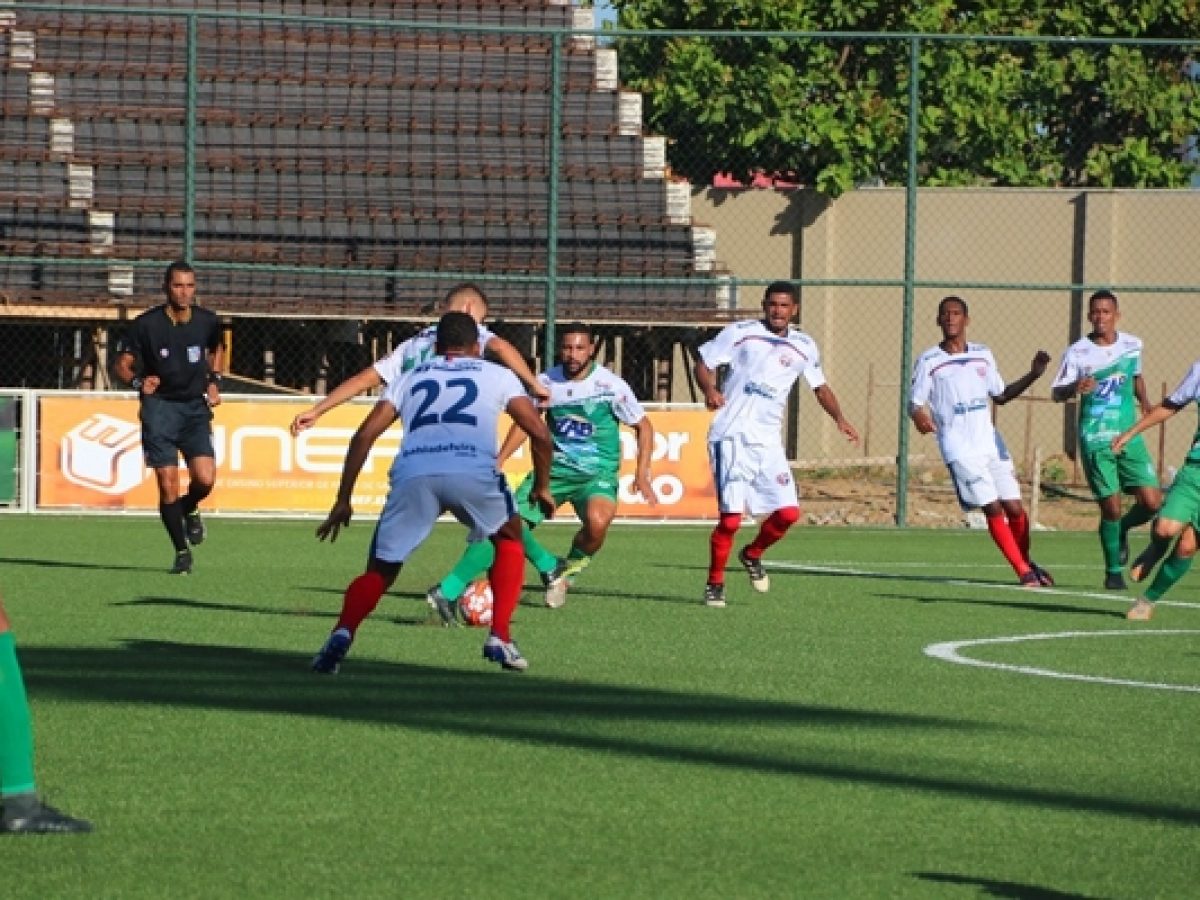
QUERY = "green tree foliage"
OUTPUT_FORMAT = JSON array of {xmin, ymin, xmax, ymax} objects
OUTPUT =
[{"xmin": 609, "ymin": 1, "xmax": 1200, "ymax": 195}]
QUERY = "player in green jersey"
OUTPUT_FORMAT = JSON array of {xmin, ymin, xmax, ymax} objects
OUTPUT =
[
  {"xmin": 1051, "ymin": 291, "xmax": 1162, "ymax": 589},
  {"xmin": 1111, "ymin": 358, "xmax": 1200, "ymax": 620},
  {"xmin": 426, "ymin": 323, "xmax": 658, "ymax": 619}
]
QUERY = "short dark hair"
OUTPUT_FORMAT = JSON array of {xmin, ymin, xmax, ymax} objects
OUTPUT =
[
  {"xmin": 938, "ymin": 295, "xmax": 969, "ymax": 317},
  {"xmin": 162, "ymin": 259, "xmax": 195, "ymax": 287},
  {"xmin": 559, "ymin": 322, "xmax": 593, "ymax": 343},
  {"xmin": 1088, "ymin": 289, "xmax": 1118, "ymax": 309},
  {"xmin": 763, "ymin": 281, "xmax": 798, "ymax": 302},
  {"xmin": 443, "ymin": 282, "xmax": 488, "ymax": 310},
  {"xmin": 436, "ymin": 311, "xmax": 478, "ymax": 353}
]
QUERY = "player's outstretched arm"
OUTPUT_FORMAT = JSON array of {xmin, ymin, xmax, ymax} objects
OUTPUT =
[
  {"xmin": 996, "ymin": 350, "xmax": 1051, "ymax": 405},
  {"xmin": 485, "ymin": 336, "xmax": 550, "ymax": 403},
  {"xmin": 497, "ymin": 420, "xmax": 529, "ymax": 467},
  {"xmin": 507, "ymin": 395, "xmax": 555, "ymax": 517},
  {"xmin": 292, "ymin": 367, "xmax": 383, "ymax": 436},
  {"xmin": 1112, "ymin": 402, "xmax": 1179, "ymax": 454},
  {"xmin": 813, "ymin": 384, "xmax": 860, "ymax": 445},
  {"xmin": 317, "ymin": 399, "xmax": 395, "ymax": 542},
  {"xmin": 631, "ymin": 416, "xmax": 659, "ymax": 506},
  {"xmin": 694, "ymin": 359, "xmax": 724, "ymax": 411}
]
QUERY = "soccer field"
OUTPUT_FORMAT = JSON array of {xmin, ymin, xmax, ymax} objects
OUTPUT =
[{"xmin": 1, "ymin": 515, "xmax": 1196, "ymax": 898}]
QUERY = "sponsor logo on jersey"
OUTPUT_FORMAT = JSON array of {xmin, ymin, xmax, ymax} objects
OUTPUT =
[
  {"xmin": 554, "ymin": 415, "xmax": 595, "ymax": 439},
  {"xmin": 743, "ymin": 381, "xmax": 778, "ymax": 400}
]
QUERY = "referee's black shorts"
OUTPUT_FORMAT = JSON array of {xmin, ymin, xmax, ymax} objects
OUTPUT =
[{"xmin": 139, "ymin": 395, "xmax": 214, "ymax": 468}]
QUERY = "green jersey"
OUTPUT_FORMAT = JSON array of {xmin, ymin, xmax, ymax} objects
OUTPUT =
[
  {"xmin": 1051, "ymin": 332, "xmax": 1144, "ymax": 452},
  {"xmin": 537, "ymin": 362, "xmax": 646, "ymax": 479}
]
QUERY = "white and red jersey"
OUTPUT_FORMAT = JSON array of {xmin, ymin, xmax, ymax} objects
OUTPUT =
[
  {"xmin": 382, "ymin": 355, "xmax": 523, "ymax": 479},
  {"xmin": 373, "ymin": 323, "xmax": 494, "ymax": 385},
  {"xmin": 909, "ymin": 342, "xmax": 1006, "ymax": 463},
  {"xmin": 698, "ymin": 320, "xmax": 826, "ymax": 444}
]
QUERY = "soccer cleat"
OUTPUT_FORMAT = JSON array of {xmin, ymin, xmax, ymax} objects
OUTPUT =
[
  {"xmin": 543, "ymin": 561, "xmax": 569, "ymax": 609},
  {"xmin": 1030, "ymin": 562, "xmax": 1054, "ymax": 587},
  {"xmin": 1, "ymin": 797, "xmax": 92, "ymax": 835},
  {"xmin": 426, "ymin": 585, "xmax": 459, "ymax": 627},
  {"xmin": 737, "ymin": 546, "xmax": 770, "ymax": 593},
  {"xmin": 311, "ymin": 629, "xmax": 352, "ymax": 674},
  {"xmin": 1104, "ymin": 572, "xmax": 1128, "ymax": 591},
  {"xmin": 1126, "ymin": 598, "xmax": 1155, "ymax": 621},
  {"xmin": 169, "ymin": 549, "xmax": 193, "ymax": 575},
  {"xmin": 482, "ymin": 634, "xmax": 528, "ymax": 671},
  {"xmin": 703, "ymin": 583, "xmax": 726, "ymax": 608},
  {"xmin": 184, "ymin": 510, "xmax": 206, "ymax": 546},
  {"xmin": 1019, "ymin": 570, "xmax": 1042, "ymax": 589}
]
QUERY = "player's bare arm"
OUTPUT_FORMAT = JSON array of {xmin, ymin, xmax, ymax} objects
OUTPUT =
[
  {"xmin": 317, "ymin": 399, "xmax": 396, "ymax": 543},
  {"xmin": 485, "ymin": 336, "xmax": 550, "ymax": 403},
  {"xmin": 995, "ymin": 350, "xmax": 1051, "ymax": 405},
  {"xmin": 813, "ymin": 384, "xmax": 860, "ymax": 445},
  {"xmin": 506, "ymin": 395, "xmax": 555, "ymax": 517},
  {"xmin": 1112, "ymin": 401, "xmax": 1180, "ymax": 454},
  {"xmin": 694, "ymin": 359, "xmax": 724, "ymax": 410},
  {"xmin": 1134, "ymin": 373, "xmax": 1154, "ymax": 415},
  {"xmin": 631, "ymin": 416, "xmax": 659, "ymax": 506},
  {"xmin": 909, "ymin": 406, "xmax": 936, "ymax": 435},
  {"xmin": 205, "ymin": 344, "xmax": 225, "ymax": 408},
  {"xmin": 496, "ymin": 420, "xmax": 529, "ymax": 467},
  {"xmin": 292, "ymin": 366, "xmax": 384, "ymax": 436}
]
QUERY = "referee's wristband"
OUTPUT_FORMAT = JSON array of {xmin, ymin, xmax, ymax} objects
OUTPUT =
[
  {"xmin": 131, "ymin": 377, "xmax": 143, "ymax": 390},
  {"xmin": 208, "ymin": 372, "xmax": 223, "ymax": 386}
]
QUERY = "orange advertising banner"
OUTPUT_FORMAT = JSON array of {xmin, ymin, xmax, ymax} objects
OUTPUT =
[{"xmin": 37, "ymin": 396, "xmax": 716, "ymax": 519}]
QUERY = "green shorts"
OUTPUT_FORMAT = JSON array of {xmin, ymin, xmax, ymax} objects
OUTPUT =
[
  {"xmin": 514, "ymin": 468, "xmax": 619, "ymax": 527},
  {"xmin": 1082, "ymin": 436, "xmax": 1158, "ymax": 500},
  {"xmin": 1160, "ymin": 464, "xmax": 1200, "ymax": 530}
]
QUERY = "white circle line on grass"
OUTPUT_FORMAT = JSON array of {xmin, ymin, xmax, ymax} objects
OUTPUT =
[
  {"xmin": 766, "ymin": 561, "xmax": 1200, "ymax": 611},
  {"xmin": 924, "ymin": 630, "xmax": 1200, "ymax": 693}
]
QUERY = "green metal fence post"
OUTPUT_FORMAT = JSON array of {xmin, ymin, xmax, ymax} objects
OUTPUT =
[
  {"xmin": 543, "ymin": 30, "xmax": 564, "ymax": 368},
  {"xmin": 184, "ymin": 13, "xmax": 198, "ymax": 265}
]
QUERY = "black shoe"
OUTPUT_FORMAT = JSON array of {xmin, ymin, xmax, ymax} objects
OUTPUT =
[
  {"xmin": 185, "ymin": 510, "xmax": 206, "ymax": 546},
  {"xmin": 1, "ymin": 797, "xmax": 92, "ymax": 834},
  {"xmin": 1104, "ymin": 572, "xmax": 1128, "ymax": 590},
  {"xmin": 1029, "ymin": 562, "xmax": 1054, "ymax": 587},
  {"xmin": 170, "ymin": 549, "xmax": 193, "ymax": 575}
]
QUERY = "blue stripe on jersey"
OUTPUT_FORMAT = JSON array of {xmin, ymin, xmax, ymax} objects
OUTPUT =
[
  {"xmin": 929, "ymin": 356, "xmax": 990, "ymax": 377},
  {"xmin": 732, "ymin": 334, "xmax": 811, "ymax": 364}
]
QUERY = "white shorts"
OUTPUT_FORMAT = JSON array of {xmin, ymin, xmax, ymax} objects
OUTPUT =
[
  {"xmin": 709, "ymin": 435, "xmax": 799, "ymax": 516},
  {"xmin": 372, "ymin": 470, "xmax": 516, "ymax": 564},
  {"xmin": 948, "ymin": 452, "xmax": 1021, "ymax": 509}
]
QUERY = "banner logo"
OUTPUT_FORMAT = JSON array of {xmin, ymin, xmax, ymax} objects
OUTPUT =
[{"xmin": 60, "ymin": 413, "xmax": 144, "ymax": 494}]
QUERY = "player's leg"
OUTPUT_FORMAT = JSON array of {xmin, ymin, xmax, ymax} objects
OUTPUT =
[
  {"xmin": 705, "ymin": 437, "xmax": 744, "ymax": 607},
  {"xmin": 0, "ymin": 600, "xmax": 91, "ymax": 834},
  {"xmin": 1130, "ymin": 524, "xmax": 1197, "ymax": 621},
  {"xmin": 953, "ymin": 456, "xmax": 1034, "ymax": 583},
  {"xmin": 178, "ymin": 399, "xmax": 217, "ymax": 546},
  {"xmin": 1083, "ymin": 447, "xmax": 1128, "ymax": 585},
  {"xmin": 737, "ymin": 445, "xmax": 801, "ymax": 594},
  {"xmin": 510, "ymin": 473, "xmax": 562, "ymax": 581},
  {"xmin": 994, "ymin": 463, "xmax": 1051, "ymax": 585},
  {"xmin": 427, "ymin": 540, "xmax": 495, "ymax": 626},
  {"xmin": 1130, "ymin": 466, "xmax": 1196, "ymax": 584},
  {"xmin": 1116, "ymin": 443, "xmax": 1163, "ymax": 563}
]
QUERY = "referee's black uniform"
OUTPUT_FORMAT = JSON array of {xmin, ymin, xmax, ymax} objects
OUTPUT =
[{"xmin": 119, "ymin": 304, "xmax": 223, "ymax": 467}]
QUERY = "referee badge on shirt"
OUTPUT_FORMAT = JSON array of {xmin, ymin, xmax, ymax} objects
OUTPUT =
[{"xmin": 188, "ymin": 346, "xmax": 202, "ymax": 363}]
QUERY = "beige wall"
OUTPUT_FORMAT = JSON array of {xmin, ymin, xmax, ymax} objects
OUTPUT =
[{"xmin": 692, "ymin": 186, "xmax": 1200, "ymax": 471}]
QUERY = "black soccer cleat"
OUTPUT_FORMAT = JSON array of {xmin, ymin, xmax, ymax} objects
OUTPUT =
[
  {"xmin": 1104, "ymin": 572, "xmax": 1128, "ymax": 591},
  {"xmin": 1, "ymin": 797, "xmax": 92, "ymax": 835},
  {"xmin": 170, "ymin": 549, "xmax": 193, "ymax": 575},
  {"xmin": 185, "ymin": 510, "xmax": 206, "ymax": 546}
]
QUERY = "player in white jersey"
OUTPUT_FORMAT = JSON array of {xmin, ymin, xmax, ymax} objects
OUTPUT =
[
  {"xmin": 289, "ymin": 283, "xmax": 548, "ymax": 436},
  {"xmin": 909, "ymin": 296, "xmax": 1052, "ymax": 587},
  {"xmin": 1050, "ymin": 290, "xmax": 1161, "ymax": 590},
  {"xmin": 694, "ymin": 281, "xmax": 860, "ymax": 608},
  {"xmin": 1112, "ymin": 359, "xmax": 1200, "ymax": 620},
  {"xmin": 309, "ymin": 312, "xmax": 554, "ymax": 673}
]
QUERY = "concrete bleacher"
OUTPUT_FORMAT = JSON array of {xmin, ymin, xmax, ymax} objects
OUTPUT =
[{"xmin": 0, "ymin": 1, "xmax": 730, "ymax": 326}]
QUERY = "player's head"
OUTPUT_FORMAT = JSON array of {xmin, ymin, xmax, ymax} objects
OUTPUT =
[
  {"xmin": 559, "ymin": 322, "xmax": 596, "ymax": 379},
  {"xmin": 1087, "ymin": 289, "xmax": 1120, "ymax": 336},
  {"xmin": 162, "ymin": 260, "xmax": 197, "ymax": 309},
  {"xmin": 442, "ymin": 283, "xmax": 489, "ymax": 324},
  {"xmin": 436, "ymin": 311, "xmax": 480, "ymax": 356},
  {"xmin": 761, "ymin": 281, "xmax": 799, "ymax": 335},
  {"xmin": 936, "ymin": 295, "xmax": 969, "ymax": 337}
]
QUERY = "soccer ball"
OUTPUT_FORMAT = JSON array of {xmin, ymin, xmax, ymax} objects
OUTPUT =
[{"xmin": 458, "ymin": 578, "xmax": 493, "ymax": 628}]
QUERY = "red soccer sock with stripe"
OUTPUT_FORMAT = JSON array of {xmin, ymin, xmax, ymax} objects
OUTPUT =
[
  {"xmin": 334, "ymin": 572, "xmax": 387, "ymax": 636},
  {"xmin": 987, "ymin": 511, "xmax": 1031, "ymax": 577},
  {"xmin": 1007, "ymin": 509, "xmax": 1030, "ymax": 560},
  {"xmin": 488, "ymin": 536, "xmax": 524, "ymax": 643},
  {"xmin": 708, "ymin": 514, "xmax": 741, "ymax": 584},
  {"xmin": 745, "ymin": 507, "xmax": 801, "ymax": 557}
]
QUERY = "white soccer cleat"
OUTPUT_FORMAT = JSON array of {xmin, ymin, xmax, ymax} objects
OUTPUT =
[{"xmin": 737, "ymin": 547, "xmax": 770, "ymax": 593}]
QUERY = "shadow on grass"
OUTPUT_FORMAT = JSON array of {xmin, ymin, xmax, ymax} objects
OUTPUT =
[
  {"xmin": 872, "ymin": 592, "xmax": 1124, "ymax": 618},
  {"xmin": 20, "ymin": 640, "xmax": 1200, "ymax": 827},
  {"xmin": 0, "ymin": 554, "xmax": 159, "ymax": 573},
  {"xmin": 913, "ymin": 871, "xmax": 1106, "ymax": 899},
  {"xmin": 114, "ymin": 596, "xmax": 437, "ymax": 628}
]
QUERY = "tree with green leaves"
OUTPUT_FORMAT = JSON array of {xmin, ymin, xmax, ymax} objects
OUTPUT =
[{"xmin": 609, "ymin": 1, "xmax": 1200, "ymax": 195}]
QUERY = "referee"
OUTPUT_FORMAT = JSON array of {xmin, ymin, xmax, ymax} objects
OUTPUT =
[{"xmin": 113, "ymin": 261, "xmax": 224, "ymax": 574}]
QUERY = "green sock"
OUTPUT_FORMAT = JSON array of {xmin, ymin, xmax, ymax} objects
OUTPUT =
[
  {"xmin": 0, "ymin": 633, "xmax": 37, "ymax": 797},
  {"xmin": 1120, "ymin": 503, "xmax": 1156, "ymax": 534},
  {"xmin": 1099, "ymin": 518, "xmax": 1122, "ymax": 573},
  {"xmin": 1145, "ymin": 553, "xmax": 1194, "ymax": 602},
  {"xmin": 522, "ymin": 525, "xmax": 559, "ymax": 575},
  {"xmin": 563, "ymin": 547, "xmax": 592, "ymax": 579},
  {"xmin": 438, "ymin": 540, "xmax": 495, "ymax": 601}
]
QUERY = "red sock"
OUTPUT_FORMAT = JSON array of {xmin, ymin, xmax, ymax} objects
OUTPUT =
[
  {"xmin": 488, "ymin": 537, "xmax": 523, "ymax": 643},
  {"xmin": 987, "ymin": 512, "xmax": 1031, "ymax": 577},
  {"xmin": 708, "ymin": 514, "xmax": 741, "ymax": 583},
  {"xmin": 746, "ymin": 507, "xmax": 801, "ymax": 557},
  {"xmin": 1007, "ymin": 510, "xmax": 1030, "ymax": 560},
  {"xmin": 335, "ymin": 572, "xmax": 387, "ymax": 635}
]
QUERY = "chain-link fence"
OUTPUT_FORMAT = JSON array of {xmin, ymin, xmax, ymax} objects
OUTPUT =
[{"xmin": 2, "ymin": 3, "xmax": 1198, "ymax": 522}]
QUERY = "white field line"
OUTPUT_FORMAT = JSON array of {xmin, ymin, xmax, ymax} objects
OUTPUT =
[
  {"xmin": 924, "ymin": 630, "xmax": 1200, "ymax": 693},
  {"xmin": 766, "ymin": 560, "xmax": 1200, "ymax": 612}
]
